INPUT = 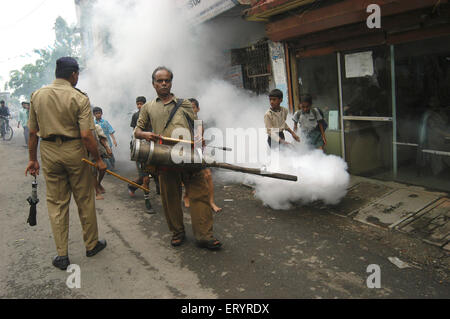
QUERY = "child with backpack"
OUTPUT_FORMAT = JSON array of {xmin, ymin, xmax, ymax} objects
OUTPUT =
[{"xmin": 292, "ymin": 94, "xmax": 327, "ymax": 150}]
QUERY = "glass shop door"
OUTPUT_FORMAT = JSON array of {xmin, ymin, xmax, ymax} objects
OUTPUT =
[{"xmin": 339, "ymin": 45, "xmax": 394, "ymax": 178}]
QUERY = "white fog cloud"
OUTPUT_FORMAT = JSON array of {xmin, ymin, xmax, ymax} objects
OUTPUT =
[{"xmin": 79, "ymin": 0, "xmax": 350, "ymax": 209}]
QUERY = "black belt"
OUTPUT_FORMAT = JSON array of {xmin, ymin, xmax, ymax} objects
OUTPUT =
[{"xmin": 42, "ymin": 135, "xmax": 81, "ymax": 142}]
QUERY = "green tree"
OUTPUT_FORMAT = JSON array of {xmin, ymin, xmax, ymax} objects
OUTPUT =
[{"xmin": 5, "ymin": 17, "xmax": 81, "ymax": 100}]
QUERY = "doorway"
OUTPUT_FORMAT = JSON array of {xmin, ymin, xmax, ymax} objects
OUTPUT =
[{"xmin": 339, "ymin": 46, "xmax": 393, "ymax": 177}]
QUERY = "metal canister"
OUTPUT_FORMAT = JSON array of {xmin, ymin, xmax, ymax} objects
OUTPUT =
[
  {"xmin": 130, "ymin": 139, "xmax": 298, "ymax": 182},
  {"xmin": 131, "ymin": 139, "xmax": 208, "ymax": 170}
]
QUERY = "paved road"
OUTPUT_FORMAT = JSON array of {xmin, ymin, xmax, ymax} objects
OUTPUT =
[{"xmin": 1, "ymin": 132, "xmax": 449, "ymax": 299}]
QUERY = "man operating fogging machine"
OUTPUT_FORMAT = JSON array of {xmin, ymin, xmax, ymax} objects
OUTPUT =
[
  {"xmin": 132, "ymin": 67, "xmax": 298, "ymax": 250},
  {"xmin": 134, "ymin": 66, "xmax": 223, "ymax": 250}
]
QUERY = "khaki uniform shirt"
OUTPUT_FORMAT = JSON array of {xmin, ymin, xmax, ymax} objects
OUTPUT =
[
  {"xmin": 136, "ymin": 95, "xmax": 195, "ymax": 138},
  {"xmin": 264, "ymin": 106, "xmax": 290, "ymax": 142},
  {"xmin": 28, "ymin": 79, "xmax": 95, "ymax": 138}
]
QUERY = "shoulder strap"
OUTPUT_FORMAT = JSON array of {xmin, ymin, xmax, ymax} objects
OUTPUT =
[
  {"xmin": 164, "ymin": 99, "xmax": 184, "ymax": 130},
  {"xmin": 313, "ymin": 108, "xmax": 328, "ymax": 131},
  {"xmin": 184, "ymin": 112, "xmax": 195, "ymax": 134},
  {"xmin": 312, "ymin": 108, "xmax": 320, "ymax": 120},
  {"xmin": 74, "ymin": 88, "xmax": 88, "ymax": 97}
]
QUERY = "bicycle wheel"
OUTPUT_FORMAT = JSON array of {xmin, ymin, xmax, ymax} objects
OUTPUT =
[{"xmin": 4, "ymin": 125, "xmax": 13, "ymax": 141}]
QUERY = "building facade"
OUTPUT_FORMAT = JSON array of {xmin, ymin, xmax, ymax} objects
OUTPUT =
[
  {"xmin": 73, "ymin": 0, "xmax": 285, "ymax": 101},
  {"xmin": 244, "ymin": 0, "xmax": 450, "ymax": 192}
]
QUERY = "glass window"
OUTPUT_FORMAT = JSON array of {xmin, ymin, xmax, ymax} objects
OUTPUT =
[
  {"xmin": 341, "ymin": 46, "xmax": 391, "ymax": 117},
  {"xmin": 344, "ymin": 121, "xmax": 393, "ymax": 177},
  {"xmin": 297, "ymin": 53, "xmax": 340, "ymax": 130},
  {"xmin": 340, "ymin": 45, "xmax": 393, "ymax": 177},
  {"xmin": 230, "ymin": 41, "xmax": 271, "ymax": 95},
  {"xmin": 395, "ymin": 36, "xmax": 450, "ymax": 191}
]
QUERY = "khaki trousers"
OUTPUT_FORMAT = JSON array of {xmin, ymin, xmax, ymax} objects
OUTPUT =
[
  {"xmin": 159, "ymin": 169, "xmax": 213, "ymax": 241},
  {"xmin": 40, "ymin": 139, "xmax": 98, "ymax": 256}
]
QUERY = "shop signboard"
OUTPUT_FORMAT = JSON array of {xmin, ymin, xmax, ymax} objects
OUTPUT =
[
  {"xmin": 225, "ymin": 65, "xmax": 244, "ymax": 89},
  {"xmin": 178, "ymin": 0, "xmax": 237, "ymax": 24}
]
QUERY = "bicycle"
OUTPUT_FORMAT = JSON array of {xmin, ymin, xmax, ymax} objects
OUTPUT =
[{"xmin": 0, "ymin": 115, "xmax": 14, "ymax": 141}]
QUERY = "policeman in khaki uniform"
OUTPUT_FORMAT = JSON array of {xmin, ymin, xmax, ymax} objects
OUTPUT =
[
  {"xmin": 26, "ymin": 57, "xmax": 107, "ymax": 270},
  {"xmin": 135, "ymin": 66, "xmax": 222, "ymax": 250}
]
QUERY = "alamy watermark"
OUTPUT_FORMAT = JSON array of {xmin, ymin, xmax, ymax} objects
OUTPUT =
[
  {"xmin": 366, "ymin": 264, "xmax": 381, "ymax": 289},
  {"xmin": 367, "ymin": 4, "xmax": 381, "ymax": 29},
  {"xmin": 169, "ymin": 121, "xmax": 285, "ymax": 168},
  {"xmin": 66, "ymin": 264, "xmax": 81, "ymax": 289}
]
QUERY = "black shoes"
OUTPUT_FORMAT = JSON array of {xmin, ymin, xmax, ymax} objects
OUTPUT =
[
  {"xmin": 145, "ymin": 198, "xmax": 156, "ymax": 214},
  {"xmin": 52, "ymin": 256, "xmax": 70, "ymax": 270},
  {"xmin": 86, "ymin": 239, "xmax": 107, "ymax": 257},
  {"xmin": 52, "ymin": 240, "xmax": 106, "ymax": 270}
]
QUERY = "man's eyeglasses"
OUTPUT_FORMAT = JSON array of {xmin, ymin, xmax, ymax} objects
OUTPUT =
[{"xmin": 155, "ymin": 79, "xmax": 172, "ymax": 84}]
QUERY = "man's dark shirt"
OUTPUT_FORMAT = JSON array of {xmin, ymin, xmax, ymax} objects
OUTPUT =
[
  {"xmin": 0, "ymin": 106, "xmax": 10, "ymax": 117},
  {"xmin": 130, "ymin": 110, "xmax": 140, "ymax": 129},
  {"xmin": 131, "ymin": 109, "xmax": 152, "ymax": 131}
]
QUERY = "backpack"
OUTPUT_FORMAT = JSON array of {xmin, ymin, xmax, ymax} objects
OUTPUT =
[{"xmin": 313, "ymin": 107, "xmax": 328, "ymax": 131}]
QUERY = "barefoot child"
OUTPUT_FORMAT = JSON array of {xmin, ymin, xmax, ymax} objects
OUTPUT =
[
  {"xmin": 92, "ymin": 124, "xmax": 112, "ymax": 200},
  {"xmin": 183, "ymin": 98, "xmax": 222, "ymax": 213},
  {"xmin": 93, "ymin": 107, "xmax": 117, "ymax": 170}
]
